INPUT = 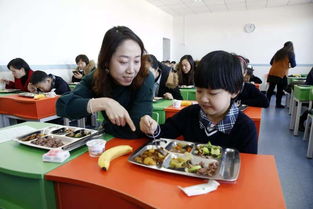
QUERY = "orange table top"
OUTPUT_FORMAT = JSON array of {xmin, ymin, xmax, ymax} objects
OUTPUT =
[
  {"xmin": 46, "ymin": 138, "xmax": 285, "ymax": 209},
  {"xmin": 0, "ymin": 94, "xmax": 59, "ymax": 119}
]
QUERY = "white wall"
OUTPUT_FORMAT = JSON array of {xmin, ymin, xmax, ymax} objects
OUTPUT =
[
  {"xmin": 173, "ymin": 4, "xmax": 313, "ymax": 79},
  {"xmin": 0, "ymin": 0, "xmax": 173, "ymax": 75}
]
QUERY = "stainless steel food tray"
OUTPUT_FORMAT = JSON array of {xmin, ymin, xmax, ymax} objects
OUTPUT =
[
  {"xmin": 14, "ymin": 125, "xmax": 102, "ymax": 151},
  {"xmin": 128, "ymin": 138, "xmax": 240, "ymax": 181}
]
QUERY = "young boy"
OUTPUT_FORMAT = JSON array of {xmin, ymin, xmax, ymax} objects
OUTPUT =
[
  {"xmin": 140, "ymin": 51, "xmax": 257, "ymax": 154},
  {"xmin": 29, "ymin": 71, "xmax": 70, "ymax": 95}
]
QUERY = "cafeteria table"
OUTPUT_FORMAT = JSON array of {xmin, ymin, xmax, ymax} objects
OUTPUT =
[
  {"xmin": 45, "ymin": 137, "xmax": 286, "ymax": 209},
  {"xmin": 0, "ymin": 94, "xmax": 60, "ymax": 128},
  {"xmin": 152, "ymin": 99, "xmax": 173, "ymax": 124},
  {"xmin": 0, "ymin": 122, "xmax": 113, "ymax": 209},
  {"xmin": 179, "ymin": 88, "xmax": 196, "ymax": 100}
]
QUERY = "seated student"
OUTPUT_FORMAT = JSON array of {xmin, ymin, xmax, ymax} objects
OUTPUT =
[
  {"xmin": 72, "ymin": 54, "xmax": 96, "ymax": 83},
  {"xmin": 140, "ymin": 50, "xmax": 258, "ymax": 154},
  {"xmin": 56, "ymin": 26, "xmax": 154, "ymax": 139},
  {"xmin": 236, "ymin": 56, "xmax": 269, "ymax": 108},
  {"xmin": 244, "ymin": 65, "xmax": 262, "ymax": 84},
  {"xmin": 0, "ymin": 58, "xmax": 33, "ymax": 92},
  {"xmin": 177, "ymin": 55, "xmax": 195, "ymax": 86},
  {"xmin": 145, "ymin": 54, "xmax": 182, "ymax": 100},
  {"xmin": 28, "ymin": 71, "xmax": 70, "ymax": 95}
]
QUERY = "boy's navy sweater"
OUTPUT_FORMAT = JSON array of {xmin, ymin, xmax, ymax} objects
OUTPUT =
[
  {"xmin": 49, "ymin": 74, "xmax": 71, "ymax": 95},
  {"xmin": 159, "ymin": 104, "xmax": 258, "ymax": 154}
]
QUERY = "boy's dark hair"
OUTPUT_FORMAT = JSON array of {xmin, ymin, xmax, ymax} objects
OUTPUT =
[
  {"xmin": 30, "ymin": 70, "xmax": 49, "ymax": 85},
  {"xmin": 195, "ymin": 50, "xmax": 243, "ymax": 94},
  {"xmin": 7, "ymin": 58, "xmax": 31, "ymax": 72},
  {"xmin": 75, "ymin": 54, "xmax": 89, "ymax": 65}
]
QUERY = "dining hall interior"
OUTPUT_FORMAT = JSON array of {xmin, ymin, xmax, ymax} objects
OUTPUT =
[{"xmin": 0, "ymin": 0, "xmax": 313, "ymax": 209}]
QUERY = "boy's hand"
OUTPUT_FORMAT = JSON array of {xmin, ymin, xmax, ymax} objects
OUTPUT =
[
  {"xmin": 140, "ymin": 115, "xmax": 158, "ymax": 135},
  {"xmin": 27, "ymin": 83, "xmax": 37, "ymax": 93}
]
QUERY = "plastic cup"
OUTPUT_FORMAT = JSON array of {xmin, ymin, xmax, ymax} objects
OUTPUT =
[
  {"xmin": 86, "ymin": 139, "xmax": 106, "ymax": 157},
  {"xmin": 173, "ymin": 99, "xmax": 182, "ymax": 108}
]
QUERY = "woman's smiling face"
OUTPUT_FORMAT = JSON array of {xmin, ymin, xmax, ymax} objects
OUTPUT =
[{"xmin": 109, "ymin": 39, "xmax": 142, "ymax": 86}]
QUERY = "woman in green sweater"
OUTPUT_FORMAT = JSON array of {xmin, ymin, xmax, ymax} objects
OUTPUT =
[{"xmin": 56, "ymin": 26, "xmax": 154, "ymax": 138}]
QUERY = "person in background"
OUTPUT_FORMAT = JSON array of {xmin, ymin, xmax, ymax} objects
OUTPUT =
[
  {"xmin": 244, "ymin": 65, "xmax": 262, "ymax": 84},
  {"xmin": 0, "ymin": 58, "xmax": 33, "ymax": 92},
  {"xmin": 266, "ymin": 41, "xmax": 296, "ymax": 108},
  {"xmin": 236, "ymin": 56, "xmax": 269, "ymax": 108},
  {"xmin": 140, "ymin": 51, "xmax": 257, "ymax": 154},
  {"xmin": 28, "ymin": 71, "xmax": 70, "ymax": 95},
  {"xmin": 145, "ymin": 54, "xmax": 182, "ymax": 100},
  {"xmin": 170, "ymin": 61, "xmax": 176, "ymax": 68},
  {"xmin": 298, "ymin": 67, "xmax": 313, "ymax": 131},
  {"xmin": 177, "ymin": 55, "xmax": 195, "ymax": 86},
  {"xmin": 72, "ymin": 54, "xmax": 96, "ymax": 82},
  {"xmin": 56, "ymin": 26, "xmax": 154, "ymax": 139}
]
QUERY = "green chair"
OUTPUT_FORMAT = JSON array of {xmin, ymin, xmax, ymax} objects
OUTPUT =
[
  {"xmin": 289, "ymin": 85, "xmax": 313, "ymax": 135},
  {"xmin": 306, "ymin": 112, "xmax": 313, "ymax": 158}
]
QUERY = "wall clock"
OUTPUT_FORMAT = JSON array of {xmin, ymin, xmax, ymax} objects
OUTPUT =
[{"xmin": 244, "ymin": 23, "xmax": 256, "ymax": 33}]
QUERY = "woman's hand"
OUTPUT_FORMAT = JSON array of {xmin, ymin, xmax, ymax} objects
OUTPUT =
[
  {"xmin": 163, "ymin": 92, "xmax": 173, "ymax": 100},
  {"xmin": 27, "ymin": 83, "xmax": 37, "ymax": 93},
  {"xmin": 91, "ymin": 98, "xmax": 136, "ymax": 131},
  {"xmin": 140, "ymin": 115, "xmax": 158, "ymax": 135},
  {"xmin": 73, "ymin": 72, "xmax": 83, "ymax": 79},
  {"xmin": 0, "ymin": 79, "xmax": 10, "ymax": 84}
]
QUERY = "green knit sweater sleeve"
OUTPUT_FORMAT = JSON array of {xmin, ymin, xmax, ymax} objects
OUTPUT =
[{"xmin": 56, "ymin": 72, "xmax": 95, "ymax": 119}]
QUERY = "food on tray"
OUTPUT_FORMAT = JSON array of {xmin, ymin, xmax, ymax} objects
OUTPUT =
[
  {"xmin": 51, "ymin": 127, "xmax": 75, "ymax": 135},
  {"xmin": 20, "ymin": 132, "xmax": 45, "ymax": 141},
  {"xmin": 193, "ymin": 142, "xmax": 222, "ymax": 159},
  {"xmin": 98, "ymin": 145, "xmax": 133, "ymax": 171},
  {"xmin": 134, "ymin": 148, "xmax": 167, "ymax": 166},
  {"xmin": 181, "ymin": 101, "xmax": 193, "ymax": 106},
  {"xmin": 31, "ymin": 136, "xmax": 64, "ymax": 148},
  {"xmin": 169, "ymin": 156, "xmax": 219, "ymax": 177},
  {"xmin": 65, "ymin": 129, "xmax": 91, "ymax": 138},
  {"xmin": 170, "ymin": 143, "xmax": 193, "ymax": 153}
]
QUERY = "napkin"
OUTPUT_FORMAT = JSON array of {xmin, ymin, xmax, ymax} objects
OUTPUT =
[{"xmin": 178, "ymin": 180, "xmax": 220, "ymax": 196}]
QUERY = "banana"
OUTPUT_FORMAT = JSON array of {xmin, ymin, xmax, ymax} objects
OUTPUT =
[{"xmin": 98, "ymin": 145, "xmax": 133, "ymax": 171}]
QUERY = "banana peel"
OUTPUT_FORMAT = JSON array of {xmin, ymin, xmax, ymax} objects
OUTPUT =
[
  {"xmin": 34, "ymin": 94, "xmax": 46, "ymax": 100},
  {"xmin": 98, "ymin": 145, "xmax": 133, "ymax": 171}
]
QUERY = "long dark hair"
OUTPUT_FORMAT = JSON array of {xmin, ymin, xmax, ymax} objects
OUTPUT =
[
  {"xmin": 7, "ymin": 58, "xmax": 31, "ymax": 72},
  {"xmin": 178, "ymin": 55, "xmax": 195, "ymax": 85},
  {"xmin": 273, "ymin": 41, "xmax": 294, "ymax": 62},
  {"xmin": 92, "ymin": 26, "xmax": 148, "ymax": 96}
]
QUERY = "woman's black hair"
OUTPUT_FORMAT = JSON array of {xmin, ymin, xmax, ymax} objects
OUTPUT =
[
  {"xmin": 178, "ymin": 54, "xmax": 195, "ymax": 85},
  {"xmin": 75, "ymin": 54, "xmax": 89, "ymax": 65},
  {"xmin": 195, "ymin": 50, "xmax": 243, "ymax": 94},
  {"xmin": 92, "ymin": 26, "xmax": 148, "ymax": 96},
  {"xmin": 7, "ymin": 58, "xmax": 31, "ymax": 72},
  {"xmin": 146, "ymin": 54, "xmax": 159, "ymax": 70},
  {"xmin": 30, "ymin": 70, "xmax": 49, "ymax": 85},
  {"xmin": 273, "ymin": 41, "xmax": 294, "ymax": 62}
]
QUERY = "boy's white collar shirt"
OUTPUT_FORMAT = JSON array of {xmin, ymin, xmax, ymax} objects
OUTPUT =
[{"xmin": 199, "ymin": 103, "xmax": 239, "ymax": 136}]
